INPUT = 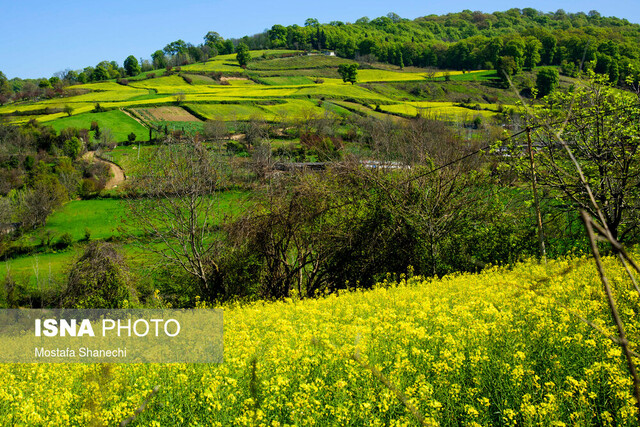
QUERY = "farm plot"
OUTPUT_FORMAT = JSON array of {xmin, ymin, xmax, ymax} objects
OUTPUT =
[
  {"xmin": 381, "ymin": 101, "xmax": 499, "ymax": 120},
  {"xmin": 128, "ymin": 75, "xmax": 208, "ymax": 94},
  {"xmin": 133, "ymin": 106, "xmax": 201, "ymax": 122},
  {"xmin": 247, "ymin": 54, "xmax": 356, "ymax": 70},
  {"xmin": 183, "ymin": 74, "xmax": 217, "ymax": 84},
  {"xmin": 186, "ymin": 103, "xmax": 274, "ymax": 121}
]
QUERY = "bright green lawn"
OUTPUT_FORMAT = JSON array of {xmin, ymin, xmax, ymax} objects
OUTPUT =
[{"xmin": 49, "ymin": 110, "xmax": 149, "ymax": 142}]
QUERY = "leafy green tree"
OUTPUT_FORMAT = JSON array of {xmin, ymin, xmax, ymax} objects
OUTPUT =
[
  {"xmin": 63, "ymin": 137, "xmax": 83, "ymax": 159},
  {"xmin": 164, "ymin": 39, "xmax": 187, "ymax": 56},
  {"xmin": 222, "ymin": 39, "xmax": 235, "ymax": 54},
  {"xmin": 524, "ymin": 37, "xmax": 542, "ymax": 69},
  {"xmin": 503, "ymin": 39, "xmax": 525, "ymax": 71},
  {"xmin": 337, "ymin": 63, "xmax": 359, "ymax": 84},
  {"xmin": 63, "ymin": 104, "xmax": 74, "ymax": 117},
  {"xmin": 305, "ymin": 18, "xmax": 320, "ymax": 27},
  {"xmin": 496, "ymin": 56, "xmax": 518, "ymax": 85},
  {"xmin": 151, "ymin": 50, "xmax": 167, "ymax": 69},
  {"xmin": 536, "ymin": 67, "xmax": 559, "ymax": 97},
  {"xmin": 527, "ymin": 75, "xmax": 640, "ymax": 241},
  {"xmin": 91, "ymin": 66, "xmax": 109, "ymax": 81},
  {"xmin": 268, "ymin": 25, "xmax": 288, "ymax": 48},
  {"xmin": 236, "ymin": 43, "xmax": 251, "ymax": 68},
  {"xmin": 123, "ymin": 55, "xmax": 141, "ymax": 76},
  {"xmin": 204, "ymin": 31, "xmax": 222, "ymax": 46},
  {"xmin": 0, "ymin": 71, "xmax": 10, "ymax": 96}
]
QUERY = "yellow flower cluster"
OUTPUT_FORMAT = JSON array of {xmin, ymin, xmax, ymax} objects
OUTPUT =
[{"xmin": 1, "ymin": 253, "xmax": 638, "ymax": 425}]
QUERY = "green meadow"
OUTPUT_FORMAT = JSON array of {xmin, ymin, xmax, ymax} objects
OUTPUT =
[
  {"xmin": 49, "ymin": 109, "xmax": 148, "ymax": 142},
  {"xmin": 1, "ymin": 190, "xmax": 250, "ymax": 287}
]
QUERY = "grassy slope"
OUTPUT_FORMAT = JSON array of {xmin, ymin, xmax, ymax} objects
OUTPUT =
[
  {"xmin": 1, "ymin": 254, "xmax": 638, "ymax": 424},
  {"xmin": 49, "ymin": 109, "xmax": 148, "ymax": 142},
  {"xmin": 1, "ymin": 191, "xmax": 250, "ymax": 288},
  {"xmin": 1, "ymin": 50, "xmax": 517, "ymax": 128}
]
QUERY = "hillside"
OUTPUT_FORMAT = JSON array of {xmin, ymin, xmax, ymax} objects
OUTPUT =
[
  {"xmin": 0, "ymin": 51, "xmax": 507, "ymax": 132},
  {"xmin": 1, "ymin": 254, "xmax": 638, "ymax": 425}
]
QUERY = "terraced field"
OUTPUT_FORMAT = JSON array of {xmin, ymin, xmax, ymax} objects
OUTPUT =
[{"xmin": 0, "ymin": 50, "xmax": 502, "ymax": 142}]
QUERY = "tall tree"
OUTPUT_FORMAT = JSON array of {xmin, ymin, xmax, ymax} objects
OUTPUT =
[
  {"xmin": 527, "ymin": 75, "xmax": 640, "ymax": 241},
  {"xmin": 124, "ymin": 139, "xmax": 224, "ymax": 296},
  {"xmin": 151, "ymin": 50, "xmax": 167, "ymax": 69},
  {"xmin": 123, "ymin": 55, "xmax": 141, "ymax": 77},
  {"xmin": 337, "ymin": 63, "xmax": 359, "ymax": 84},
  {"xmin": 536, "ymin": 67, "xmax": 559, "ymax": 97},
  {"xmin": 236, "ymin": 43, "xmax": 251, "ymax": 68}
]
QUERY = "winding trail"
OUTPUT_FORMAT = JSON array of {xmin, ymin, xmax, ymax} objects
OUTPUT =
[{"xmin": 82, "ymin": 151, "xmax": 126, "ymax": 189}]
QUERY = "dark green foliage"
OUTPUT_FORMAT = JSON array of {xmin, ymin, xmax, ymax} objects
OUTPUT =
[
  {"xmin": 63, "ymin": 136, "xmax": 82, "ymax": 159},
  {"xmin": 63, "ymin": 105, "xmax": 74, "ymax": 117},
  {"xmin": 236, "ymin": 43, "xmax": 251, "ymax": 68},
  {"xmin": 496, "ymin": 56, "xmax": 518, "ymax": 85},
  {"xmin": 536, "ymin": 67, "xmax": 559, "ymax": 97},
  {"xmin": 56, "ymin": 232, "xmax": 73, "ymax": 249},
  {"xmin": 62, "ymin": 242, "xmax": 130, "ymax": 308},
  {"xmin": 124, "ymin": 55, "xmax": 141, "ymax": 77},
  {"xmin": 337, "ymin": 64, "xmax": 359, "ymax": 84}
]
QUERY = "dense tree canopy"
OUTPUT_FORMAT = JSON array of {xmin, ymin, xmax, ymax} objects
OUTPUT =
[
  {"xmin": 3, "ymin": 9, "xmax": 640, "ymax": 104},
  {"xmin": 123, "ymin": 55, "xmax": 141, "ymax": 77}
]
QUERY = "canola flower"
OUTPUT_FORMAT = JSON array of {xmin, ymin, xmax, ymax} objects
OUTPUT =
[{"xmin": 1, "ymin": 253, "xmax": 639, "ymax": 426}]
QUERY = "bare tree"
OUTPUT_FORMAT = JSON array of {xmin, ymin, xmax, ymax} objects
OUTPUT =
[{"xmin": 124, "ymin": 137, "xmax": 224, "ymax": 296}]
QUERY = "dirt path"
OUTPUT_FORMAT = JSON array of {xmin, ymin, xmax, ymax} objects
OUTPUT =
[
  {"xmin": 120, "ymin": 108, "xmax": 149, "ymax": 128},
  {"xmin": 83, "ymin": 151, "xmax": 126, "ymax": 189}
]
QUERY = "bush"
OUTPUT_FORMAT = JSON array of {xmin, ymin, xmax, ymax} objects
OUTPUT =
[
  {"xmin": 62, "ymin": 242, "xmax": 131, "ymax": 308},
  {"xmin": 56, "ymin": 232, "xmax": 73, "ymax": 249}
]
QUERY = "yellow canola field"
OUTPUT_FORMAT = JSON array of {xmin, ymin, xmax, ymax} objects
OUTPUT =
[{"xmin": 1, "ymin": 254, "xmax": 638, "ymax": 426}]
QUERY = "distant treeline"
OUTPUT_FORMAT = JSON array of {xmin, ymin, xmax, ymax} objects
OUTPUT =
[
  {"xmin": 2, "ymin": 8, "xmax": 640, "ymax": 104},
  {"xmin": 238, "ymin": 9, "xmax": 640, "ymax": 82}
]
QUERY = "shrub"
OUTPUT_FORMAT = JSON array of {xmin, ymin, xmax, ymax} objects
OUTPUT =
[
  {"xmin": 62, "ymin": 242, "xmax": 130, "ymax": 308},
  {"xmin": 57, "ymin": 232, "xmax": 73, "ymax": 249}
]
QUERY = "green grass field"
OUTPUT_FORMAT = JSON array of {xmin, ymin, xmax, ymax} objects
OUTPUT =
[
  {"xmin": 48, "ymin": 109, "xmax": 149, "ymax": 142},
  {"xmin": 0, "ymin": 191, "xmax": 250, "ymax": 288}
]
